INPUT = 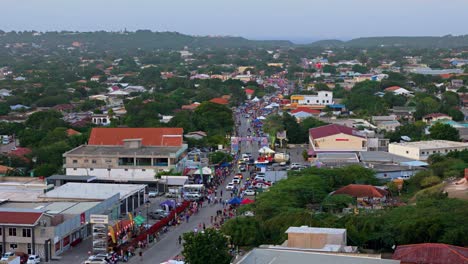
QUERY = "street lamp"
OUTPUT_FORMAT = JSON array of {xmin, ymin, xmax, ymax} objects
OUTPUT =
[{"xmin": 145, "ymin": 202, "xmax": 150, "ymax": 244}]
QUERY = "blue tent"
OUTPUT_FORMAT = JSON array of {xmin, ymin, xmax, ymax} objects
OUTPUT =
[{"xmin": 228, "ymin": 197, "xmax": 242, "ymax": 205}]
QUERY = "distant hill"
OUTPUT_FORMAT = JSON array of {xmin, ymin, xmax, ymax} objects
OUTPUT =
[
  {"xmin": 0, "ymin": 31, "xmax": 294, "ymax": 51},
  {"xmin": 308, "ymin": 35, "xmax": 468, "ymax": 48},
  {"xmin": 2, "ymin": 31, "xmax": 468, "ymax": 50}
]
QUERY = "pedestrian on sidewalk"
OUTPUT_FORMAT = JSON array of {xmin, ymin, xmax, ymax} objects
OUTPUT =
[{"xmin": 178, "ymin": 235, "xmax": 182, "ymax": 245}]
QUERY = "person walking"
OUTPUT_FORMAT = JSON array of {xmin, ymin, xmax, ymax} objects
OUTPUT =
[{"xmin": 178, "ymin": 235, "xmax": 182, "ymax": 245}]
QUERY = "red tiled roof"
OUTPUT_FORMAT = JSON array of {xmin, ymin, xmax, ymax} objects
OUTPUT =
[
  {"xmin": 66, "ymin": 128, "xmax": 81, "ymax": 136},
  {"xmin": 291, "ymin": 107, "xmax": 321, "ymax": 115},
  {"xmin": 209, "ymin": 97, "xmax": 229, "ymax": 105},
  {"xmin": 181, "ymin": 103, "xmax": 200, "ymax": 110},
  {"xmin": 392, "ymin": 243, "xmax": 468, "ymax": 264},
  {"xmin": 88, "ymin": 128, "xmax": 183, "ymax": 147},
  {"xmin": 333, "ymin": 184, "xmax": 388, "ymax": 198},
  {"xmin": 0, "ymin": 211, "xmax": 43, "ymax": 225},
  {"xmin": 10, "ymin": 147, "xmax": 32, "ymax": 157},
  {"xmin": 309, "ymin": 124, "xmax": 364, "ymax": 140},
  {"xmin": 245, "ymin": 89, "xmax": 255, "ymax": 95},
  {"xmin": 0, "ymin": 165, "xmax": 13, "ymax": 174},
  {"xmin": 384, "ymin": 86, "xmax": 402, "ymax": 91},
  {"xmin": 423, "ymin": 113, "xmax": 450, "ymax": 119}
]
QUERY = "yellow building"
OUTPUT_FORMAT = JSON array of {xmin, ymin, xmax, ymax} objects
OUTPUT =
[{"xmin": 309, "ymin": 124, "xmax": 367, "ymax": 153}]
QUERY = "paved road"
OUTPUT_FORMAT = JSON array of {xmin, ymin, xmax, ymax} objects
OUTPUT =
[{"xmin": 129, "ymin": 109, "xmax": 258, "ymax": 263}]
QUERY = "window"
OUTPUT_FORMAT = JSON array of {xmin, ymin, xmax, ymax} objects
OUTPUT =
[
  {"xmin": 84, "ymin": 159, "xmax": 89, "ymax": 163},
  {"xmin": 316, "ymin": 100, "xmax": 319, "ymax": 103},
  {"xmin": 27, "ymin": 243, "xmax": 32, "ymax": 254},
  {"xmin": 92, "ymin": 160, "xmax": 96, "ymax": 164},
  {"xmin": 325, "ymin": 93, "xmax": 328, "ymax": 96},
  {"xmin": 0, "ymin": 228, "xmax": 2, "ymax": 235},
  {"xmin": 8, "ymin": 228, "xmax": 16, "ymax": 236},
  {"xmin": 72, "ymin": 160, "xmax": 77, "ymax": 164},
  {"xmin": 445, "ymin": 149, "xmax": 448, "ymax": 153},
  {"xmin": 9, "ymin": 244, "xmax": 17, "ymax": 250},
  {"xmin": 73, "ymin": 168, "xmax": 77, "ymax": 171},
  {"xmin": 421, "ymin": 151, "xmax": 425, "ymax": 155},
  {"xmin": 22, "ymin": 228, "xmax": 31, "ymax": 237},
  {"xmin": 90, "ymin": 168, "xmax": 94, "ymax": 171},
  {"xmin": 142, "ymin": 169, "xmax": 146, "ymax": 172}
]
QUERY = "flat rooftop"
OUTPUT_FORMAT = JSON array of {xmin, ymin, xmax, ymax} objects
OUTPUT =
[
  {"xmin": 0, "ymin": 181, "xmax": 51, "ymax": 202},
  {"xmin": 64, "ymin": 145, "xmax": 183, "ymax": 157},
  {"xmin": 0, "ymin": 201, "xmax": 100, "ymax": 216},
  {"xmin": 39, "ymin": 182, "xmax": 146, "ymax": 200},
  {"xmin": 389, "ymin": 140, "xmax": 468, "ymax": 149},
  {"xmin": 286, "ymin": 226, "xmax": 346, "ymax": 235},
  {"xmin": 359, "ymin": 151, "xmax": 414, "ymax": 163}
]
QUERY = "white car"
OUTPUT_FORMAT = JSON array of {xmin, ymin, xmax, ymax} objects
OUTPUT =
[
  {"xmin": 148, "ymin": 191, "xmax": 159, "ymax": 198},
  {"xmin": 290, "ymin": 163, "xmax": 301, "ymax": 169},
  {"xmin": 232, "ymin": 178, "xmax": 241, "ymax": 184},
  {"xmin": 226, "ymin": 183, "xmax": 235, "ymax": 190},
  {"xmin": 254, "ymin": 175, "xmax": 266, "ymax": 181},
  {"xmin": 243, "ymin": 189, "xmax": 255, "ymax": 196},
  {"xmin": 1, "ymin": 252, "xmax": 14, "ymax": 261},
  {"xmin": 27, "ymin": 255, "xmax": 41, "ymax": 264}
]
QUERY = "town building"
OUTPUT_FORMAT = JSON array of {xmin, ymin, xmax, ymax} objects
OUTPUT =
[
  {"xmin": 290, "ymin": 91, "xmax": 334, "ymax": 107},
  {"xmin": 285, "ymin": 226, "xmax": 347, "ymax": 251},
  {"xmin": 384, "ymin": 86, "xmax": 413, "ymax": 96},
  {"xmin": 388, "ymin": 140, "xmax": 468, "ymax": 161},
  {"xmin": 422, "ymin": 113, "xmax": 452, "ymax": 124},
  {"xmin": 63, "ymin": 128, "xmax": 187, "ymax": 182},
  {"xmin": 392, "ymin": 243, "xmax": 468, "ymax": 264},
  {"xmin": 309, "ymin": 124, "xmax": 367, "ymax": 154}
]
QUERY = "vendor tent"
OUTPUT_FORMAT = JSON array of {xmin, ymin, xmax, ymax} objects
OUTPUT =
[
  {"xmin": 258, "ymin": 146, "xmax": 275, "ymax": 154},
  {"xmin": 258, "ymin": 116, "xmax": 266, "ymax": 120},
  {"xmin": 241, "ymin": 198, "xmax": 254, "ymax": 205},
  {"xmin": 228, "ymin": 197, "xmax": 242, "ymax": 205},
  {"xmin": 160, "ymin": 200, "xmax": 176, "ymax": 209},
  {"xmin": 252, "ymin": 97, "xmax": 260, "ymax": 102},
  {"xmin": 202, "ymin": 166, "xmax": 212, "ymax": 175},
  {"xmin": 133, "ymin": 215, "xmax": 146, "ymax": 225}
]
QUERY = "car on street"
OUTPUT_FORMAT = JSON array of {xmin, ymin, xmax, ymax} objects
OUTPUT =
[
  {"xmin": 290, "ymin": 163, "xmax": 302, "ymax": 169},
  {"xmin": 254, "ymin": 175, "xmax": 266, "ymax": 181},
  {"xmin": 239, "ymin": 165, "xmax": 246, "ymax": 171},
  {"xmin": 149, "ymin": 209, "xmax": 169, "ymax": 220},
  {"xmin": 84, "ymin": 258, "xmax": 107, "ymax": 264},
  {"xmin": 1, "ymin": 252, "xmax": 14, "ymax": 261},
  {"xmin": 184, "ymin": 192, "xmax": 201, "ymax": 201},
  {"xmin": 243, "ymin": 189, "xmax": 255, "ymax": 196},
  {"xmin": 27, "ymin": 255, "xmax": 41, "ymax": 264},
  {"xmin": 226, "ymin": 183, "xmax": 235, "ymax": 190},
  {"xmin": 148, "ymin": 190, "xmax": 159, "ymax": 198},
  {"xmin": 241, "ymin": 154, "xmax": 250, "ymax": 162}
]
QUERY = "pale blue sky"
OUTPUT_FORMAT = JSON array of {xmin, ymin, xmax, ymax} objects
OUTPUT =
[{"xmin": 2, "ymin": 0, "xmax": 468, "ymax": 42}]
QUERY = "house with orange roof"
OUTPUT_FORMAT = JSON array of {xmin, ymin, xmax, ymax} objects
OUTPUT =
[
  {"xmin": 63, "ymin": 128, "xmax": 187, "ymax": 182},
  {"xmin": 209, "ymin": 97, "xmax": 229, "ymax": 105}
]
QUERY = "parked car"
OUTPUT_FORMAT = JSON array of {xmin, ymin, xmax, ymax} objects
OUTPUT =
[
  {"xmin": 243, "ymin": 189, "xmax": 255, "ymax": 196},
  {"xmin": 148, "ymin": 190, "xmax": 159, "ymax": 198},
  {"xmin": 290, "ymin": 163, "xmax": 302, "ymax": 169},
  {"xmin": 232, "ymin": 178, "xmax": 241, "ymax": 184},
  {"xmin": 85, "ymin": 258, "xmax": 107, "ymax": 264},
  {"xmin": 184, "ymin": 192, "xmax": 201, "ymax": 201},
  {"xmin": 239, "ymin": 165, "xmax": 246, "ymax": 172},
  {"xmin": 149, "ymin": 209, "xmax": 169, "ymax": 220},
  {"xmin": 27, "ymin": 255, "xmax": 41, "ymax": 264},
  {"xmin": 1, "ymin": 252, "xmax": 15, "ymax": 261},
  {"xmin": 226, "ymin": 183, "xmax": 235, "ymax": 190}
]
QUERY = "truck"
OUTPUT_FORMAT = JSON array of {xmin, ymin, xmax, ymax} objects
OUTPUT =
[{"xmin": 274, "ymin": 152, "xmax": 290, "ymax": 164}]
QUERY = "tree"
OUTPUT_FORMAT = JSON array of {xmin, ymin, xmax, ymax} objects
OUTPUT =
[
  {"xmin": 193, "ymin": 102, "xmax": 233, "ymax": 136},
  {"xmin": 352, "ymin": 64, "xmax": 368, "ymax": 74},
  {"xmin": 429, "ymin": 123, "xmax": 460, "ymax": 141},
  {"xmin": 0, "ymin": 102, "xmax": 10, "ymax": 115},
  {"xmin": 322, "ymin": 194, "xmax": 355, "ymax": 213},
  {"xmin": 182, "ymin": 229, "xmax": 231, "ymax": 264},
  {"xmin": 209, "ymin": 151, "xmax": 233, "ymax": 164}
]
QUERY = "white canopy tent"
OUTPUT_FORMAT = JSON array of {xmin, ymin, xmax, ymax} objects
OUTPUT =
[
  {"xmin": 258, "ymin": 116, "xmax": 266, "ymax": 120},
  {"xmin": 251, "ymin": 97, "xmax": 260, "ymax": 102},
  {"xmin": 258, "ymin": 146, "xmax": 275, "ymax": 154}
]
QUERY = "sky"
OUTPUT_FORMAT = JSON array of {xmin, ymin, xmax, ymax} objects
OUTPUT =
[{"xmin": 2, "ymin": 0, "xmax": 468, "ymax": 43}]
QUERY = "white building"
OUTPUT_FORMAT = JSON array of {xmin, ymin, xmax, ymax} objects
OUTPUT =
[
  {"xmin": 388, "ymin": 140, "xmax": 468, "ymax": 161},
  {"xmin": 291, "ymin": 91, "xmax": 334, "ymax": 106}
]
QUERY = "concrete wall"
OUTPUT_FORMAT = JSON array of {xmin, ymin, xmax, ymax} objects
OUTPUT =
[
  {"xmin": 287, "ymin": 232, "xmax": 346, "ymax": 249},
  {"xmin": 311, "ymin": 133, "xmax": 367, "ymax": 152},
  {"xmin": 66, "ymin": 168, "xmax": 160, "ymax": 181}
]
